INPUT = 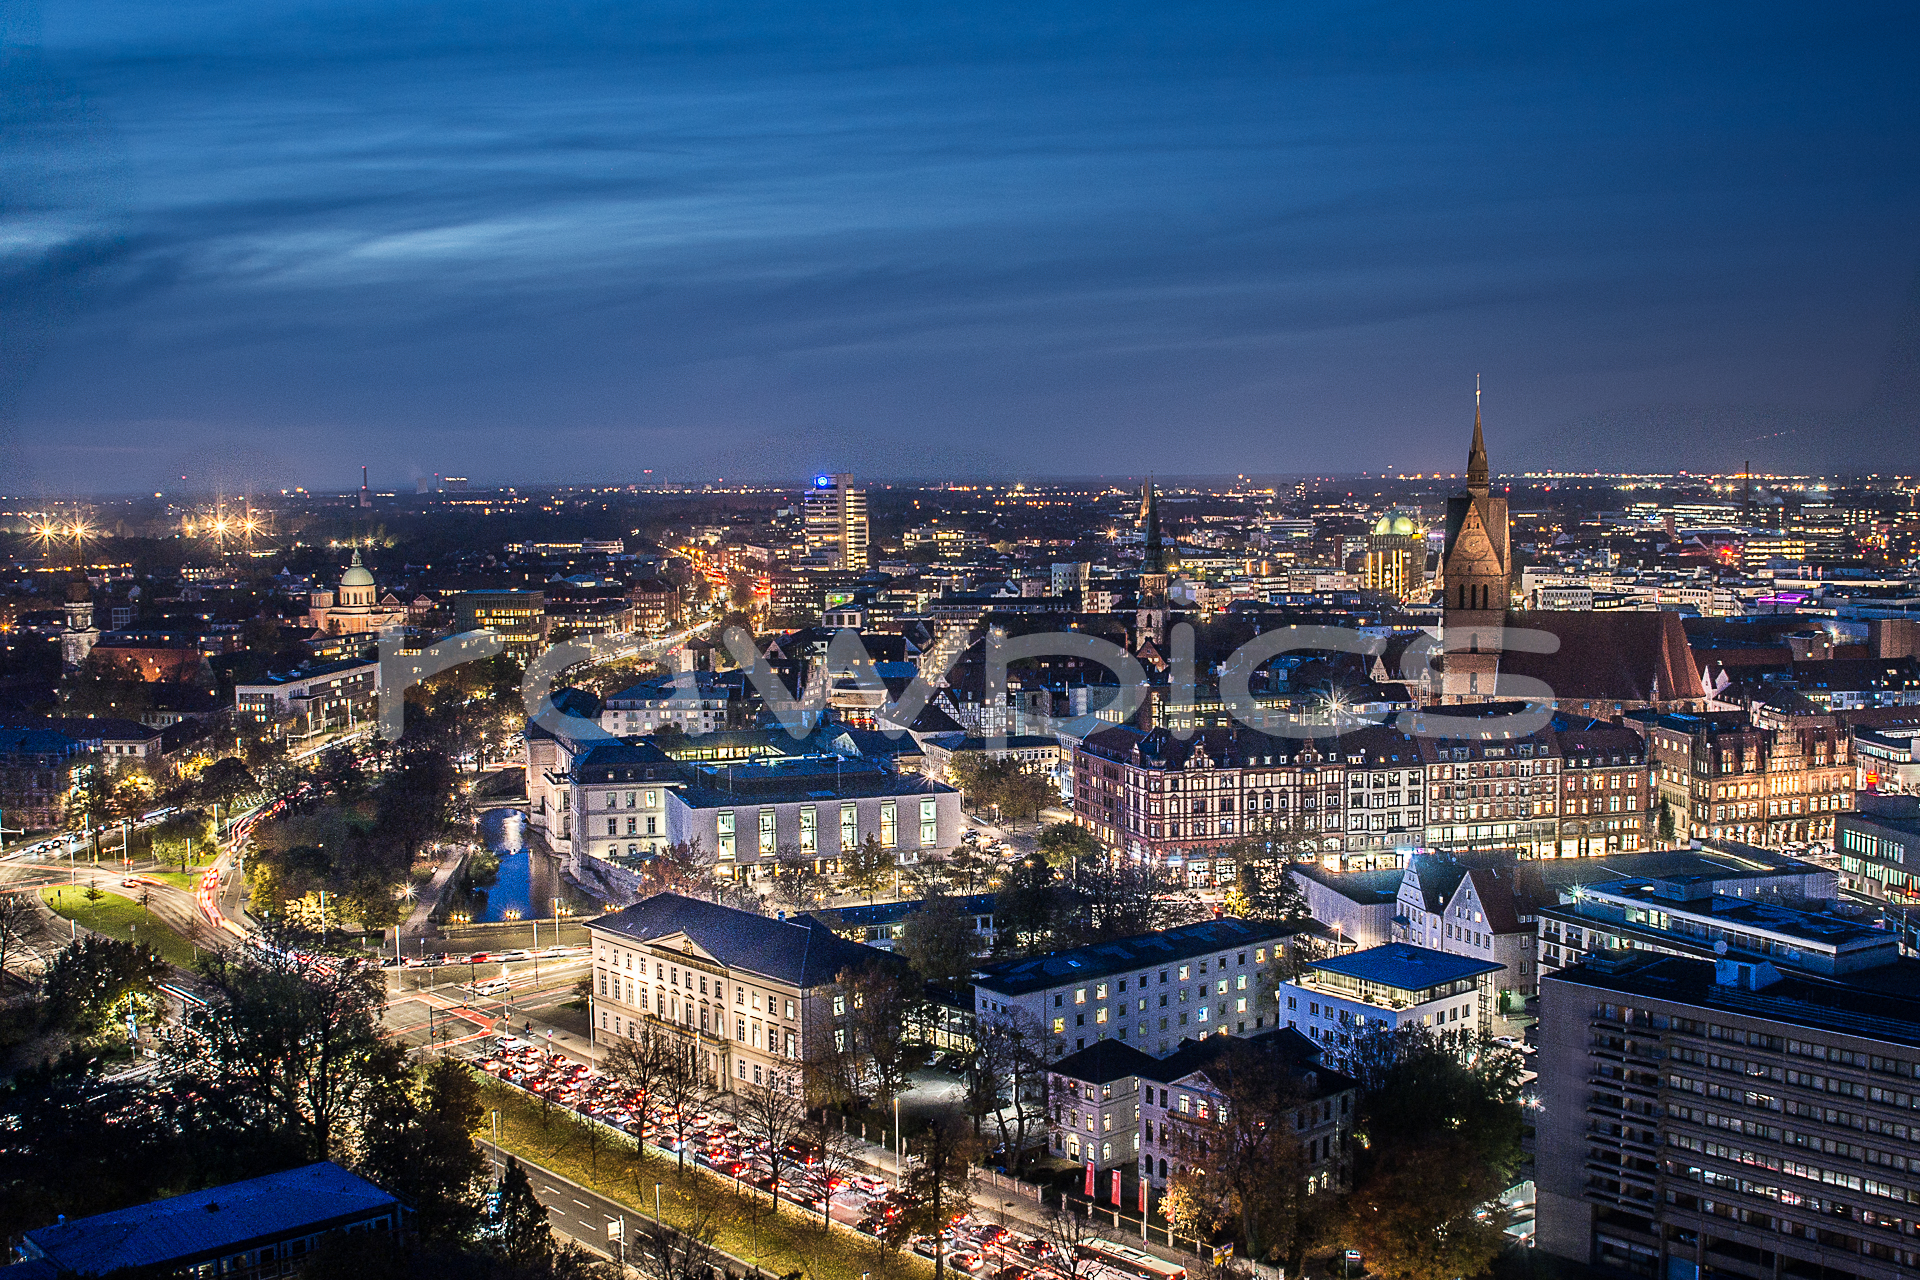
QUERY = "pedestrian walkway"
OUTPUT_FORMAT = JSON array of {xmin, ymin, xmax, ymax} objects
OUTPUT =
[{"xmin": 403, "ymin": 844, "xmax": 469, "ymax": 935}]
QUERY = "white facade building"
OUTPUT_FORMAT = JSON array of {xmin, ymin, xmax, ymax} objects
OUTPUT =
[{"xmin": 1277, "ymin": 943, "xmax": 1503, "ymax": 1055}]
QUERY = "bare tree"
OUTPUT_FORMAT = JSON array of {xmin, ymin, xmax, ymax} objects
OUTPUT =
[
  {"xmin": 899, "ymin": 1111, "xmax": 981, "ymax": 1280},
  {"xmin": 976, "ymin": 1007, "xmax": 1054, "ymax": 1173},
  {"xmin": 631, "ymin": 1185, "xmax": 723, "ymax": 1280},
  {"xmin": 768, "ymin": 842, "xmax": 827, "ymax": 912},
  {"xmin": 837, "ymin": 961, "xmax": 929, "ymax": 1110},
  {"xmin": 651, "ymin": 1036, "xmax": 716, "ymax": 1171},
  {"xmin": 1038, "ymin": 1202, "xmax": 1103, "ymax": 1280},
  {"xmin": 799, "ymin": 1106, "xmax": 860, "ymax": 1231},
  {"xmin": 739, "ymin": 1065, "xmax": 807, "ymax": 1209},
  {"xmin": 0, "ymin": 895, "xmax": 27, "ymax": 988},
  {"xmin": 642, "ymin": 839, "xmax": 721, "ymax": 901},
  {"xmin": 801, "ymin": 1020, "xmax": 863, "ymax": 1113},
  {"xmin": 604, "ymin": 1018, "xmax": 674, "ymax": 1144}
]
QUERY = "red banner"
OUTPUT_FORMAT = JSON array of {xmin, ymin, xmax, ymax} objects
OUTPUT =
[
  {"xmin": 1084, "ymin": 1160, "xmax": 1095, "ymax": 1197},
  {"xmin": 1139, "ymin": 1177, "xmax": 1149, "ymax": 1213},
  {"xmin": 1111, "ymin": 1169, "xmax": 1122, "ymax": 1204}
]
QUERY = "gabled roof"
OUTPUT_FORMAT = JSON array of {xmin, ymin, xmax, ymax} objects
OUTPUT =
[
  {"xmin": 570, "ymin": 740, "xmax": 675, "ymax": 782},
  {"xmin": 525, "ymin": 686, "xmax": 606, "ymax": 745},
  {"xmin": 811, "ymin": 893, "xmax": 997, "ymax": 931},
  {"xmin": 1461, "ymin": 867, "xmax": 1526, "ymax": 935},
  {"xmin": 20, "ymin": 1162, "xmax": 394, "ymax": 1274},
  {"xmin": 591, "ymin": 892, "xmax": 893, "ymax": 988},
  {"xmin": 1405, "ymin": 856, "xmax": 1469, "ymax": 913},
  {"xmin": 1288, "ymin": 863, "xmax": 1405, "ymax": 906},
  {"xmin": 1500, "ymin": 609, "xmax": 1704, "ymax": 704}
]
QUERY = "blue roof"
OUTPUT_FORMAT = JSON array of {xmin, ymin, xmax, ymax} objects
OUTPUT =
[
  {"xmin": 1305, "ymin": 943, "xmax": 1503, "ymax": 990},
  {"xmin": 21, "ymin": 1162, "xmax": 396, "ymax": 1274},
  {"xmin": 974, "ymin": 917, "xmax": 1308, "ymax": 996}
]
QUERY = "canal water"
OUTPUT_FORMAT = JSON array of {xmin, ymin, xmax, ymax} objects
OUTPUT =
[{"xmin": 450, "ymin": 809, "xmax": 593, "ymax": 923}]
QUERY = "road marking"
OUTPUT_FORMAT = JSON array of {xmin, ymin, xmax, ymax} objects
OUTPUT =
[{"xmin": 572, "ymin": 1198, "xmax": 591, "ymax": 1209}]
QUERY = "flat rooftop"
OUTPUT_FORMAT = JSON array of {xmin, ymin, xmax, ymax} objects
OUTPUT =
[
  {"xmin": 1305, "ymin": 943, "xmax": 1504, "ymax": 991},
  {"xmin": 675, "ymin": 756, "xmax": 956, "ymax": 807},
  {"xmin": 1547, "ymin": 953, "xmax": 1920, "ymax": 1049},
  {"xmin": 1571, "ymin": 878, "xmax": 1890, "ymax": 950}
]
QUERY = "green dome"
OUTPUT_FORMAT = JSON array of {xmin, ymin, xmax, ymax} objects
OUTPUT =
[
  {"xmin": 340, "ymin": 549, "xmax": 375, "ymax": 588},
  {"xmin": 1373, "ymin": 512, "xmax": 1417, "ymax": 537}
]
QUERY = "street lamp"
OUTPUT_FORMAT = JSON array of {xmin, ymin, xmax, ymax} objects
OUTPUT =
[{"xmin": 654, "ymin": 1181, "xmax": 662, "ymax": 1225}]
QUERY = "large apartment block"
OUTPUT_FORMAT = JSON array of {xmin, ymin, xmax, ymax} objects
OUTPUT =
[
  {"xmin": 971, "ymin": 917, "xmax": 1317, "ymax": 1058},
  {"xmin": 1537, "ymin": 952, "xmax": 1920, "ymax": 1280}
]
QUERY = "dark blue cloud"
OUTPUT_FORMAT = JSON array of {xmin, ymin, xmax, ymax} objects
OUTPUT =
[{"xmin": 4, "ymin": 0, "xmax": 1919, "ymax": 491}]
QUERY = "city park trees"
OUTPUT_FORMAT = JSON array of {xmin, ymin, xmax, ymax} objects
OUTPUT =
[
  {"xmin": 971, "ymin": 1006, "xmax": 1054, "ymax": 1169},
  {"xmin": 839, "ymin": 833, "xmax": 897, "ymax": 903},
  {"xmin": 894, "ymin": 889, "xmax": 976, "ymax": 988},
  {"xmin": 246, "ymin": 744, "xmax": 465, "ymax": 934},
  {"xmin": 948, "ymin": 752, "xmax": 1055, "ymax": 828},
  {"xmin": 1335, "ymin": 1027, "xmax": 1527, "ymax": 1280},
  {"xmin": 994, "ymin": 849, "xmax": 1202, "ymax": 957},
  {"xmin": 1219, "ymin": 833, "xmax": 1314, "ymax": 926},
  {"xmin": 169, "ymin": 931, "xmax": 391, "ymax": 1166}
]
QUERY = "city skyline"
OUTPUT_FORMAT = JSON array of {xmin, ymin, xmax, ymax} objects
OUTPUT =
[{"xmin": 4, "ymin": 1, "xmax": 1919, "ymax": 491}]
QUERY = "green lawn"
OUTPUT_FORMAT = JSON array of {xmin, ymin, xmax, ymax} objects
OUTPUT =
[
  {"xmin": 475, "ymin": 1073, "xmax": 932, "ymax": 1280},
  {"xmin": 141, "ymin": 871, "xmax": 205, "ymax": 891},
  {"xmin": 39, "ymin": 887, "xmax": 203, "ymax": 969}
]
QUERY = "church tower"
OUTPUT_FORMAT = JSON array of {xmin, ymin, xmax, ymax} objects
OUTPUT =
[
  {"xmin": 1440, "ymin": 382, "xmax": 1511, "ymax": 700},
  {"xmin": 61, "ymin": 580, "xmax": 99, "ymax": 670},
  {"xmin": 1135, "ymin": 479, "xmax": 1169, "ymax": 650}
]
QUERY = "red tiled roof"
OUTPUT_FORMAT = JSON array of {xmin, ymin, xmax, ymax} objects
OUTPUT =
[{"xmin": 1499, "ymin": 610, "xmax": 1703, "ymax": 704}]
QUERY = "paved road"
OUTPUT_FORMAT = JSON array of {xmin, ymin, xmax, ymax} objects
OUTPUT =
[
  {"xmin": 384, "ymin": 956, "xmax": 596, "ymax": 1058},
  {"xmin": 0, "ymin": 852, "xmax": 234, "ymax": 967}
]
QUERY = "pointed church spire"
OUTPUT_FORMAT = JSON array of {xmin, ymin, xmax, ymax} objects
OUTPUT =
[
  {"xmin": 1141, "ymin": 478, "xmax": 1165, "ymax": 575},
  {"xmin": 1467, "ymin": 374, "xmax": 1489, "ymax": 496}
]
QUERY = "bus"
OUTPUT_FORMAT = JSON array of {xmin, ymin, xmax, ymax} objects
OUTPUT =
[{"xmin": 1077, "ymin": 1238, "xmax": 1186, "ymax": 1280}]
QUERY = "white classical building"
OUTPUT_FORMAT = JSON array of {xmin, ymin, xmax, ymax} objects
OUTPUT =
[{"xmin": 305, "ymin": 551, "xmax": 407, "ymax": 635}]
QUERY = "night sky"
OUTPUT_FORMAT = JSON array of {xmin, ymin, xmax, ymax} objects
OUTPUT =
[{"xmin": 4, "ymin": 0, "xmax": 1919, "ymax": 493}]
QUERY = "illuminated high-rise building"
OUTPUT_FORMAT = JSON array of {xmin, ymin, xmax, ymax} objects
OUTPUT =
[
  {"xmin": 802, "ymin": 473, "xmax": 869, "ymax": 571},
  {"xmin": 1364, "ymin": 510, "xmax": 1425, "ymax": 602}
]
